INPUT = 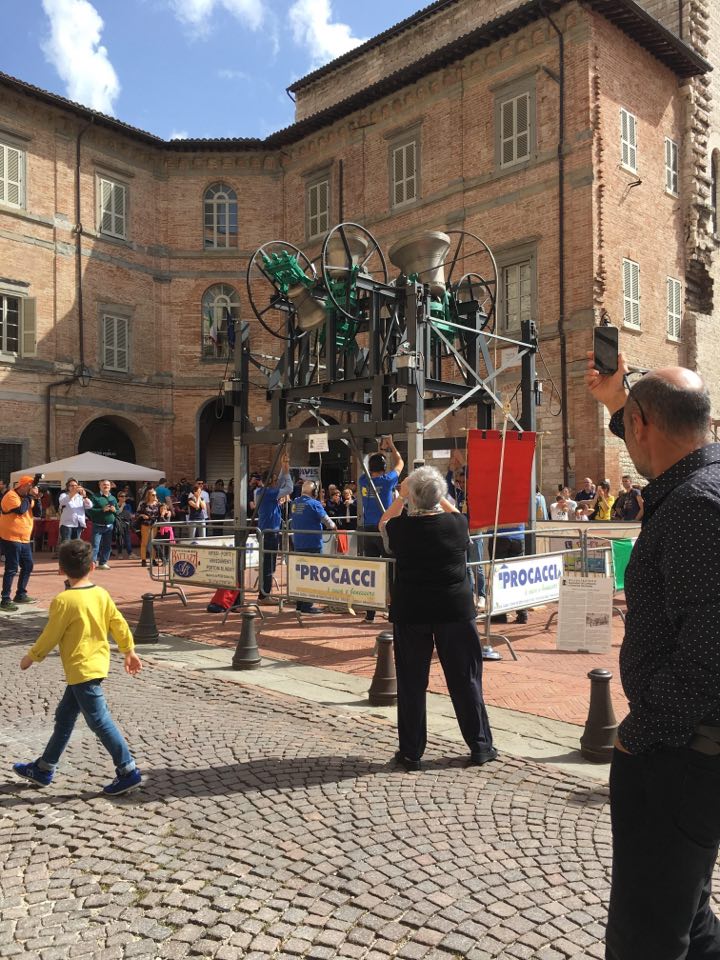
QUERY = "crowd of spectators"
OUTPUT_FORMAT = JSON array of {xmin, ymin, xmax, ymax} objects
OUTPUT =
[{"xmin": 545, "ymin": 475, "xmax": 643, "ymax": 523}]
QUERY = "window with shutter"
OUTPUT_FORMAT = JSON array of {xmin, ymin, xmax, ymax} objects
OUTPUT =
[
  {"xmin": 501, "ymin": 261, "xmax": 533, "ymax": 332},
  {"xmin": 307, "ymin": 178, "xmax": 330, "ymax": 238},
  {"xmin": 666, "ymin": 277, "xmax": 682, "ymax": 340},
  {"xmin": 665, "ymin": 138, "xmax": 679, "ymax": 195},
  {"xmin": 391, "ymin": 140, "xmax": 418, "ymax": 207},
  {"xmin": 622, "ymin": 259, "xmax": 641, "ymax": 328},
  {"xmin": 499, "ymin": 92, "xmax": 532, "ymax": 168},
  {"xmin": 98, "ymin": 176, "xmax": 128, "ymax": 239},
  {"xmin": 0, "ymin": 142, "xmax": 24, "ymax": 208},
  {"xmin": 102, "ymin": 314, "xmax": 130, "ymax": 372},
  {"xmin": 620, "ymin": 109, "xmax": 638, "ymax": 172},
  {"xmin": 0, "ymin": 294, "xmax": 21, "ymax": 354}
]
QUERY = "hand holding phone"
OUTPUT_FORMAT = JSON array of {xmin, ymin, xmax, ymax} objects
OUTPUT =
[{"xmin": 593, "ymin": 325, "xmax": 619, "ymax": 375}]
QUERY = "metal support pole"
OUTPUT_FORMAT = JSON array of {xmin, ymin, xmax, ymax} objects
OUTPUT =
[{"xmin": 520, "ymin": 319, "xmax": 538, "ymax": 557}]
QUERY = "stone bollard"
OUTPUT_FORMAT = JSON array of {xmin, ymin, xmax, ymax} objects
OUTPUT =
[
  {"xmin": 232, "ymin": 610, "xmax": 262, "ymax": 671},
  {"xmin": 133, "ymin": 593, "xmax": 159, "ymax": 645},
  {"xmin": 580, "ymin": 668, "xmax": 618, "ymax": 763},
  {"xmin": 368, "ymin": 631, "xmax": 397, "ymax": 706}
]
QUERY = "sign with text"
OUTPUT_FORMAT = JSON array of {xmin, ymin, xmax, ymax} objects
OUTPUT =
[
  {"xmin": 288, "ymin": 554, "xmax": 388, "ymax": 609},
  {"xmin": 308, "ymin": 433, "xmax": 329, "ymax": 453},
  {"xmin": 557, "ymin": 576, "xmax": 614, "ymax": 653},
  {"xmin": 490, "ymin": 553, "xmax": 564, "ymax": 614},
  {"xmin": 169, "ymin": 545, "xmax": 239, "ymax": 588}
]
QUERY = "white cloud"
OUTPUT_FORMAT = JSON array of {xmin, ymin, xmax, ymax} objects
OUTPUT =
[
  {"xmin": 169, "ymin": 0, "xmax": 264, "ymax": 33},
  {"xmin": 288, "ymin": 0, "xmax": 367, "ymax": 68},
  {"xmin": 41, "ymin": 0, "xmax": 120, "ymax": 115},
  {"xmin": 217, "ymin": 68, "xmax": 251, "ymax": 81},
  {"xmin": 169, "ymin": 130, "xmax": 189, "ymax": 139}
]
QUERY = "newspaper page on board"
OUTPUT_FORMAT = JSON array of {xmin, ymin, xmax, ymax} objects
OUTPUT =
[{"xmin": 557, "ymin": 576, "xmax": 614, "ymax": 653}]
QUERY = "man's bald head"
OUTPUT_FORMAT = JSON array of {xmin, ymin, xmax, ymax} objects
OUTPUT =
[{"xmin": 628, "ymin": 366, "xmax": 710, "ymax": 438}]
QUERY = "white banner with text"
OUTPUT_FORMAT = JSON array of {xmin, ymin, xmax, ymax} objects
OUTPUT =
[{"xmin": 287, "ymin": 554, "xmax": 388, "ymax": 608}]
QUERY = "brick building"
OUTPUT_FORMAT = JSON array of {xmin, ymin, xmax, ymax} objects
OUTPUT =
[{"xmin": 0, "ymin": 0, "xmax": 714, "ymax": 495}]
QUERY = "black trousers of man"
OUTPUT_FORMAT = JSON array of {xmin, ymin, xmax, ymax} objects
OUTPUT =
[
  {"xmin": 392, "ymin": 620, "xmax": 494, "ymax": 761},
  {"xmin": 606, "ymin": 746, "xmax": 720, "ymax": 960}
]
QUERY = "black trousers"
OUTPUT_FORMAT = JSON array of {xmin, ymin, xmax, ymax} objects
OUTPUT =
[
  {"xmin": 491, "ymin": 536, "xmax": 524, "ymax": 561},
  {"xmin": 260, "ymin": 531, "xmax": 279, "ymax": 597},
  {"xmin": 606, "ymin": 747, "xmax": 720, "ymax": 960},
  {"xmin": 392, "ymin": 620, "xmax": 493, "ymax": 761}
]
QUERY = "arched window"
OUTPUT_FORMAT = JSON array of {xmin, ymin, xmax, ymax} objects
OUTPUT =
[
  {"xmin": 201, "ymin": 283, "xmax": 240, "ymax": 360},
  {"xmin": 204, "ymin": 182, "xmax": 238, "ymax": 249},
  {"xmin": 711, "ymin": 150, "xmax": 720, "ymax": 237}
]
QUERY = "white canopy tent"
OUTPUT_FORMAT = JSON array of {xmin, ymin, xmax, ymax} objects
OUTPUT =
[{"xmin": 10, "ymin": 452, "xmax": 164, "ymax": 487}]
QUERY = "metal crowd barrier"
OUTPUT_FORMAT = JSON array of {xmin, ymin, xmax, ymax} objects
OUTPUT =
[{"xmin": 139, "ymin": 518, "xmax": 640, "ymax": 659}]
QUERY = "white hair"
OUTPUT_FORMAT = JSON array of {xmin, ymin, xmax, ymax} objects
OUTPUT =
[{"xmin": 407, "ymin": 465, "xmax": 447, "ymax": 512}]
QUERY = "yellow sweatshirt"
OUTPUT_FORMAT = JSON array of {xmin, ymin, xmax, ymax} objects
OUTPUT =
[{"xmin": 28, "ymin": 584, "xmax": 134, "ymax": 685}]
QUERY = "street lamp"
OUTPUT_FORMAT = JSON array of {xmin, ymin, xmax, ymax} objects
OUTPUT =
[{"xmin": 76, "ymin": 365, "xmax": 91, "ymax": 387}]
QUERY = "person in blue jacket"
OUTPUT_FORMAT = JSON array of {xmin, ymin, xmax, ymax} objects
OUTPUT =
[
  {"xmin": 254, "ymin": 453, "xmax": 293, "ymax": 603},
  {"xmin": 290, "ymin": 480, "xmax": 336, "ymax": 615}
]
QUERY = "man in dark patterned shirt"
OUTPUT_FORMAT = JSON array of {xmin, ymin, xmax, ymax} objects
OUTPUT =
[{"xmin": 587, "ymin": 353, "xmax": 720, "ymax": 960}]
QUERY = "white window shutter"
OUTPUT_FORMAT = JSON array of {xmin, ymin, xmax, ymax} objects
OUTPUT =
[
  {"xmin": 103, "ymin": 315, "xmax": 115, "ymax": 368},
  {"xmin": 21, "ymin": 298, "xmax": 36, "ymax": 357},
  {"xmin": 319, "ymin": 180, "xmax": 328, "ymax": 232},
  {"xmin": 393, "ymin": 146, "xmax": 405, "ymax": 205},
  {"xmin": 100, "ymin": 179, "xmax": 113, "ymax": 233},
  {"xmin": 116, "ymin": 317, "xmax": 128, "ymax": 370},
  {"xmin": 0, "ymin": 146, "xmax": 4, "ymax": 203},
  {"xmin": 516, "ymin": 94, "xmax": 529, "ymax": 160},
  {"xmin": 501, "ymin": 100, "xmax": 514, "ymax": 166},
  {"xmin": 114, "ymin": 183, "xmax": 126, "ymax": 237}
]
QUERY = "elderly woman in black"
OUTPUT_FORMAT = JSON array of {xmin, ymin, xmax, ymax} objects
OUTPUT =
[{"xmin": 380, "ymin": 465, "xmax": 496, "ymax": 772}]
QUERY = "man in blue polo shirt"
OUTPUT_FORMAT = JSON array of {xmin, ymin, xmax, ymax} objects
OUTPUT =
[
  {"xmin": 359, "ymin": 436, "xmax": 404, "ymax": 622},
  {"xmin": 290, "ymin": 481, "xmax": 336, "ymax": 614},
  {"xmin": 255, "ymin": 453, "xmax": 293, "ymax": 603}
]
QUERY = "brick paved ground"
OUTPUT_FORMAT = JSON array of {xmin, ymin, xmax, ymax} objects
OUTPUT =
[
  {"xmin": 22, "ymin": 555, "xmax": 628, "ymax": 727},
  {"xmin": 0, "ymin": 609, "xmax": 628, "ymax": 960}
]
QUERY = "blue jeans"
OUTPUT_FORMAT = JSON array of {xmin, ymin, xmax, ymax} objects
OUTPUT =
[
  {"xmin": 91, "ymin": 523, "xmax": 114, "ymax": 564},
  {"xmin": 1, "ymin": 539, "xmax": 33, "ymax": 601},
  {"xmin": 39, "ymin": 680, "xmax": 135, "ymax": 775},
  {"xmin": 59, "ymin": 525, "xmax": 82, "ymax": 543}
]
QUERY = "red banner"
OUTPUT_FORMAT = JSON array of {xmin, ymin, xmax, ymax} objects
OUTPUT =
[{"xmin": 466, "ymin": 429, "xmax": 536, "ymax": 529}]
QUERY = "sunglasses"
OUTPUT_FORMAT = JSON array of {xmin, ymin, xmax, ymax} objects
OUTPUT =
[{"xmin": 623, "ymin": 370, "xmax": 649, "ymax": 426}]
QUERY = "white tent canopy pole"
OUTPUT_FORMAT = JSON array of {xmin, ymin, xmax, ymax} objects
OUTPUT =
[{"xmin": 10, "ymin": 452, "xmax": 164, "ymax": 486}]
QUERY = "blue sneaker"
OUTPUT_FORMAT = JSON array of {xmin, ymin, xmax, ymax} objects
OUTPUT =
[
  {"xmin": 103, "ymin": 768, "xmax": 142, "ymax": 796},
  {"xmin": 13, "ymin": 761, "xmax": 53, "ymax": 787}
]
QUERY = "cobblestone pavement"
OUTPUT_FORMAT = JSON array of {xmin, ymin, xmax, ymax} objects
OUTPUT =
[{"xmin": 0, "ymin": 612, "xmax": 700, "ymax": 960}]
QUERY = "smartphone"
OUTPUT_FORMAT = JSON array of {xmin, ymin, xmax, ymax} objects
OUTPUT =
[{"xmin": 593, "ymin": 325, "xmax": 619, "ymax": 375}]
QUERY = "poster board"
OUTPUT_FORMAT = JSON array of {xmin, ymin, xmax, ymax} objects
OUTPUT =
[
  {"xmin": 557, "ymin": 576, "xmax": 614, "ymax": 653},
  {"xmin": 490, "ymin": 553, "xmax": 564, "ymax": 614},
  {"xmin": 288, "ymin": 554, "xmax": 388, "ymax": 609}
]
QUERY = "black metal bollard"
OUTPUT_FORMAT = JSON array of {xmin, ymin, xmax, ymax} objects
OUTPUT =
[
  {"xmin": 580, "ymin": 668, "xmax": 618, "ymax": 763},
  {"xmin": 232, "ymin": 610, "xmax": 261, "ymax": 670},
  {"xmin": 133, "ymin": 593, "xmax": 159, "ymax": 645},
  {"xmin": 368, "ymin": 631, "xmax": 397, "ymax": 706}
]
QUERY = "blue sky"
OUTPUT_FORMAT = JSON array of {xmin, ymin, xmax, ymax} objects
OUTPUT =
[{"xmin": 3, "ymin": 0, "xmax": 425, "ymax": 140}]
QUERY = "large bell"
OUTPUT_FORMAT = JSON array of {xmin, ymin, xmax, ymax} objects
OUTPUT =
[
  {"xmin": 325, "ymin": 232, "xmax": 371, "ymax": 278},
  {"xmin": 389, "ymin": 230, "xmax": 450, "ymax": 295},
  {"xmin": 288, "ymin": 283, "xmax": 326, "ymax": 331}
]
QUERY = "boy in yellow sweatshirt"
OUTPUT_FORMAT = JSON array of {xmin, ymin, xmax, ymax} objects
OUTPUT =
[{"xmin": 13, "ymin": 539, "xmax": 143, "ymax": 795}]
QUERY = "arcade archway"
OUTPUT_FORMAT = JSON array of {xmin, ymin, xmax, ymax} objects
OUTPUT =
[{"xmin": 78, "ymin": 416, "xmax": 137, "ymax": 464}]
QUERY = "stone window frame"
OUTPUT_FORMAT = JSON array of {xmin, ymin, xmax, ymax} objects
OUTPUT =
[
  {"xmin": 203, "ymin": 181, "xmax": 239, "ymax": 250},
  {"xmin": 305, "ymin": 170, "xmax": 331, "ymax": 241},
  {"xmin": 0, "ymin": 288, "xmax": 35, "ymax": 360},
  {"xmin": 201, "ymin": 283, "xmax": 240, "ymax": 362},
  {"xmin": 666, "ymin": 276, "xmax": 682, "ymax": 342},
  {"xmin": 494, "ymin": 76, "xmax": 536, "ymax": 171},
  {"xmin": 100, "ymin": 310, "xmax": 131, "ymax": 373},
  {"xmin": 96, "ymin": 172, "xmax": 129, "ymax": 241},
  {"xmin": 495, "ymin": 243, "xmax": 537, "ymax": 336},
  {"xmin": 387, "ymin": 125, "xmax": 421, "ymax": 209},
  {"xmin": 622, "ymin": 258, "xmax": 641, "ymax": 329}
]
